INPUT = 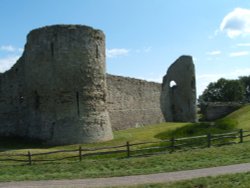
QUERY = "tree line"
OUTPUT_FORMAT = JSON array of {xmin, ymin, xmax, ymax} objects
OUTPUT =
[{"xmin": 199, "ymin": 76, "xmax": 250, "ymax": 103}]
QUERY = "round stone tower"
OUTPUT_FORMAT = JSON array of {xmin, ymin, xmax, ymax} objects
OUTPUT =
[{"xmin": 21, "ymin": 25, "xmax": 113, "ymax": 145}]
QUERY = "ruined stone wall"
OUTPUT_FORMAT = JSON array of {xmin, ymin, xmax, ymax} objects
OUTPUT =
[
  {"xmin": 0, "ymin": 58, "xmax": 25, "ymax": 137},
  {"xmin": 200, "ymin": 102, "xmax": 242, "ymax": 121},
  {"xmin": 0, "ymin": 25, "xmax": 113, "ymax": 145},
  {"xmin": 161, "ymin": 55, "xmax": 197, "ymax": 122},
  {"xmin": 107, "ymin": 74, "xmax": 164, "ymax": 130},
  {"xmin": 0, "ymin": 25, "xmax": 198, "ymax": 145}
]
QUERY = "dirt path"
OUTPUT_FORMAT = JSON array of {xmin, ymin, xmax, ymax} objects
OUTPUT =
[{"xmin": 1, "ymin": 163, "xmax": 250, "ymax": 188}]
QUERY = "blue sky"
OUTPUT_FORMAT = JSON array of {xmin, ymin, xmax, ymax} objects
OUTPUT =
[{"xmin": 1, "ymin": 0, "xmax": 250, "ymax": 96}]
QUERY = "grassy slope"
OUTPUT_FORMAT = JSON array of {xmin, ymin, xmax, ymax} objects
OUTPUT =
[
  {"xmin": 223, "ymin": 104, "xmax": 250, "ymax": 130},
  {"xmin": 0, "ymin": 105, "xmax": 250, "ymax": 182}
]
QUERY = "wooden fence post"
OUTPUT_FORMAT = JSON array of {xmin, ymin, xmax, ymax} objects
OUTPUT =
[
  {"xmin": 239, "ymin": 129, "xmax": 243, "ymax": 143},
  {"xmin": 207, "ymin": 133, "xmax": 211, "ymax": 148},
  {"xmin": 79, "ymin": 146, "xmax": 82, "ymax": 161},
  {"xmin": 126, "ymin": 141, "xmax": 130, "ymax": 158},
  {"xmin": 170, "ymin": 137, "xmax": 175, "ymax": 153},
  {"xmin": 28, "ymin": 151, "xmax": 32, "ymax": 165}
]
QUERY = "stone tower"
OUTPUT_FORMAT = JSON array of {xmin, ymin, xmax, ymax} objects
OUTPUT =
[
  {"xmin": 161, "ymin": 55, "xmax": 197, "ymax": 122},
  {"xmin": 0, "ymin": 25, "xmax": 113, "ymax": 145}
]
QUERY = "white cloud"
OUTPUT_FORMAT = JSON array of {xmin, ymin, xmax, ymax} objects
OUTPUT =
[
  {"xmin": 0, "ymin": 56, "xmax": 20, "ymax": 73},
  {"xmin": 229, "ymin": 51, "xmax": 249, "ymax": 57},
  {"xmin": 206, "ymin": 50, "xmax": 221, "ymax": 56},
  {"xmin": 0, "ymin": 45, "xmax": 24, "ymax": 53},
  {"xmin": 106, "ymin": 48, "xmax": 129, "ymax": 58},
  {"xmin": 237, "ymin": 43, "xmax": 250, "ymax": 47},
  {"xmin": 0, "ymin": 45, "xmax": 15, "ymax": 52},
  {"xmin": 220, "ymin": 8, "xmax": 250, "ymax": 38}
]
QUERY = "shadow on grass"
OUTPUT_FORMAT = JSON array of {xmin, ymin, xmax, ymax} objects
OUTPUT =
[
  {"xmin": 0, "ymin": 136, "xmax": 48, "ymax": 152},
  {"xmin": 155, "ymin": 119, "xmax": 237, "ymax": 140}
]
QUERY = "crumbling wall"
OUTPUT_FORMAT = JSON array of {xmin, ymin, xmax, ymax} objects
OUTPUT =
[
  {"xmin": 161, "ymin": 55, "xmax": 197, "ymax": 122},
  {"xmin": 107, "ymin": 74, "xmax": 164, "ymax": 130},
  {"xmin": 200, "ymin": 102, "xmax": 242, "ymax": 121},
  {"xmin": 0, "ymin": 25, "xmax": 199, "ymax": 145},
  {"xmin": 0, "ymin": 25, "xmax": 113, "ymax": 145},
  {"xmin": 0, "ymin": 58, "xmax": 25, "ymax": 137}
]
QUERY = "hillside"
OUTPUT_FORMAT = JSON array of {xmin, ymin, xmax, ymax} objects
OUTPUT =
[{"xmin": 222, "ymin": 104, "xmax": 250, "ymax": 130}]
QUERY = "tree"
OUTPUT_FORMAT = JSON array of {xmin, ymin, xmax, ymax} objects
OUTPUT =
[
  {"xmin": 239, "ymin": 76, "xmax": 250, "ymax": 102},
  {"xmin": 199, "ymin": 78, "xmax": 245, "ymax": 103}
]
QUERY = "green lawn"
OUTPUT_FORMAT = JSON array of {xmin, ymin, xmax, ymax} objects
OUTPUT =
[
  {"xmin": 1, "ymin": 141, "xmax": 250, "ymax": 182},
  {"xmin": 0, "ymin": 105, "xmax": 250, "ymax": 182}
]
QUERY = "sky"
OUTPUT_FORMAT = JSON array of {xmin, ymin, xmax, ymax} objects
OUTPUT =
[{"xmin": 1, "ymin": 0, "xmax": 250, "ymax": 96}]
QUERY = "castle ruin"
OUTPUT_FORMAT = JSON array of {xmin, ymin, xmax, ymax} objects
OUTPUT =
[
  {"xmin": 161, "ymin": 56, "xmax": 197, "ymax": 122},
  {"xmin": 0, "ymin": 25, "xmax": 196, "ymax": 145},
  {"xmin": 0, "ymin": 25, "xmax": 113, "ymax": 145}
]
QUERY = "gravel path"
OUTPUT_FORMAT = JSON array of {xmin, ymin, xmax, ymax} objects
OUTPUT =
[{"xmin": 1, "ymin": 163, "xmax": 250, "ymax": 188}]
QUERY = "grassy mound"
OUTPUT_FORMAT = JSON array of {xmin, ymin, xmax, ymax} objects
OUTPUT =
[
  {"xmin": 221, "ymin": 104, "xmax": 250, "ymax": 130},
  {"xmin": 155, "ymin": 121, "xmax": 236, "ymax": 140},
  {"xmin": 156, "ymin": 105, "xmax": 250, "ymax": 140}
]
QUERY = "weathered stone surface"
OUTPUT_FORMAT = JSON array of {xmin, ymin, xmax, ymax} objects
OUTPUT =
[
  {"xmin": 200, "ymin": 102, "xmax": 242, "ymax": 121},
  {"xmin": 0, "ymin": 25, "xmax": 199, "ymax": 145},
  {"xmin": 0, "ymin": 25, "xmax": 113, "ymax": 145},
  {"xmin": 107, "ymin": 75, "xmax": 164, "ymax": 130},
  {"xmin": 161, "ymin": 55, "xmax": 197, "ymax": 122}
]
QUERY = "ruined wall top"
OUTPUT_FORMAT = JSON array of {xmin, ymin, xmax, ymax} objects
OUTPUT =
[{"xmin": 27, "ymin": 24, "xmax": 104, "ymax": 39}]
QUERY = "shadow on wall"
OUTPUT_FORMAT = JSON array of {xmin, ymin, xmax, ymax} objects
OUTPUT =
[
  {"xmin": 160, "ymin": 55, "xmax": 197, "ymax": 123},
  {"xmin": 0, "ymin": 136, "xmax": 47, "ymax": 152}
]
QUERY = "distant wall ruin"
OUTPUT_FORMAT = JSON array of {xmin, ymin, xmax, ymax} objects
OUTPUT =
[
  {"xmin": 107, "ymin": 74, "xmax": 164, "ymax": 130},
  {"xmin": 161, "ymin": 55, "xmax": 197, "ymax": 122},
  {"xmin": 200, "ymin": 102, "xmax": 242, "ymax": 121}
]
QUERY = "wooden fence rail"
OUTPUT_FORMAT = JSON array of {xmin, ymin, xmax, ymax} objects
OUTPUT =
[{"xmin": 0, "ymin": 129, "xmax": 250, "ymax": 165}]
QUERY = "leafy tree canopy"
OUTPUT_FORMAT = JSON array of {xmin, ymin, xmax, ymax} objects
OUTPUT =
[
  {"xmin": 239, "ymin": 76, "xmax": 250, "ymax": 102},
  {"xmin": 199, "ymin": 78, "xmax": 246, "ymax": 103}
]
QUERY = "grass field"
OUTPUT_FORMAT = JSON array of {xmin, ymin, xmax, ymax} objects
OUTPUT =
[
  {"xmin": 0, "ymin": 105, "xmax": 250, "ymax": 182},
  {"xmin": 1, "ymin": 141, "xmax": 250, "ymax": 182}
]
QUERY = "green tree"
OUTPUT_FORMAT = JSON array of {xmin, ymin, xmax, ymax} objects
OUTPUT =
[
  {"xmin": 199, "ymin": 78, "xmax": 245, "ymax": 103},
  {"xmin": 239, "ymin": 76, "xmax": 250, "ymax": 102}
]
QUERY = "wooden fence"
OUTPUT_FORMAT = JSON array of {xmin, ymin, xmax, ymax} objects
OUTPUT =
[{"xmin": 0, "ymin": 129, "xmax": 250, "ymax": 165}]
